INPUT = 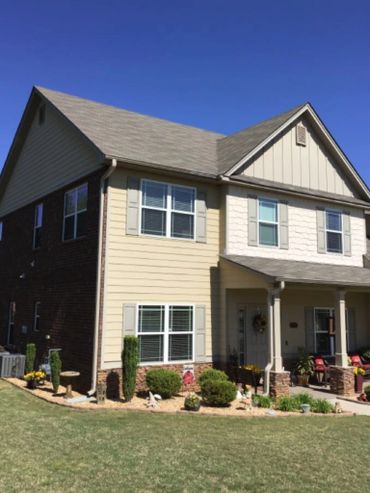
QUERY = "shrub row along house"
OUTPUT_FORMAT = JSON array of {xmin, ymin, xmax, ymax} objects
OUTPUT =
[{"xmin": 1, "ymin": 87, "xmax": 370, "ymax": 397}]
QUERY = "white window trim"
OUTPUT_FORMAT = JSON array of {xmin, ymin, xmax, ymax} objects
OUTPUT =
[
  {"xmin": 62, "ymin": 183, "xmax": 88, "ymax": 241},
  {"xmin": 33, "ymin": 203, "xmax": 43, "ymax": 249},
  {"xmin": 257, "ymin": 197, "xmax": 279, "ymax": 248},
  {"xmin": 313, "ymin": 306, "xmax": 350, "ymax": 356},
  {"xmin": 139, "ymin": 179, "xmax": 196, "ymax": 241},
  {"xmin": 325, "ymin": 208, "xmax": 343, "ymax": 255},
  {"xmin": 136, "ymin": 303, "xmax": 195, "ymax": 365},
  {"xmin": 33, "ymin": 302, "xmax": 41, "ymax": 332}
]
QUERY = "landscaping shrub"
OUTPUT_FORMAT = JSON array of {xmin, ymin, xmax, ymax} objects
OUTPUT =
[
  {"xmin": 362, "ymin": 349, "xmax": 370, "ymax": 362},
  {"xmin": 198, "ymin": 368, "xmax": 228, "ymax": 387},
  {"xmin": 146, "ymin": 369, "xmax": 181, "ymax": 399},
  {"xmin": 276, "ymin": 396, "xmax": 299, "ymax": 412},
  {"xmin": 184, "ymin": 393, "xmax": 201, "ymax": 411},
  {"xmin": 201, "ymin": 380, "xmax": 236, "ymax": 407},
  {"xmin": 25, "ymin": 343, "xmax": 36, "ymax": 374},
  {"xmin": 121, "ymin": 336, "xmax": 139, "ymax": 402},
  {"xmin": 311, "ymin": 398, "xmax": 335, "ymax": 414},
  {"xmin": 364, "ymin": 385, "xmax": 370, "ymax": 401},
  {"xmin": 293, "ymin": 393, "xmax": 315, "ymax": 407},
  {"xmin": 50, "ymin": 351, "xmax": 62, "ymax": 394},
  {"xmin": 252, "ymin": 394, "xmax": 272, "ymax": 408}
]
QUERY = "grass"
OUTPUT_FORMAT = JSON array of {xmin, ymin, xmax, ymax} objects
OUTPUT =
[{"xmin": 1, "ymin": 380, "xmax": 370, "ymax": 493}]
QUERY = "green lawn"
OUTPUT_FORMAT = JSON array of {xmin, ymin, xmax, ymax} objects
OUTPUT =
[{"xmin": 1, "ymin": 380, "xmax": 370, "ymax": 493}]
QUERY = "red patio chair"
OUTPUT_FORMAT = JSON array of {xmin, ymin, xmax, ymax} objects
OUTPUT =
[
  {"xmin": 349, "ymin": 354, "xmax": 370, "ymax": 371},
  {"xmin": 313, "ymin": 356, "xmax": 330, "ymax": 384}
]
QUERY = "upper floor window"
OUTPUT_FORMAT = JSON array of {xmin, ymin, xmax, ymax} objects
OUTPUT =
[
  {"xmin": 140, "ymin": 180, "xmax": 195, "ymax": 239},
  {"xmin": 325, "ymin": 209, "xmax": 343, "ymax": 253},
  {"xmin": 258, "ymin": 198, "xmax": 278, "ymax": 247},
  {"xmin": 0, "ymin": 221, "xmax": 3, "ymax": 241},
  {"xmin": 33, "ymin": 203, "xmax": 43, "ymax": 249},
  {"xmin": 33, "ymin": 302, "xmax": 41, "ymax": 332},
  {"xmin": 63, "ymin": 183, "xmax": 88, "ymax": 241}
]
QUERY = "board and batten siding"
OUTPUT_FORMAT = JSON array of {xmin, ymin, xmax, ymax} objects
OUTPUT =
[
  {"xmin": 0, "ymin": 103, "xmax": 103, "ymax": 217},
  {"xmin": 226, "ymin": 185, "xmax": 366, "ymax": 267},
  {"xmin": 240, "ymin": 117, "xmax": 355, "ymax": 198},
  {"xmin": 100, "ymin": 168, "xmax": 220, "ymax": 369}
]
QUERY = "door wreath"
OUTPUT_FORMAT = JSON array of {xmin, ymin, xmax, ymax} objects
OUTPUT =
[{"xmin": 253, "ymin": 313, "xmax": 267, "ymax": 333}]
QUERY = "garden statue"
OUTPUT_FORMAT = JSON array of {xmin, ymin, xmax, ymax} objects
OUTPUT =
[{"xmin": 147, "ymin": 391, "xmax": 162, "ymax": 408}]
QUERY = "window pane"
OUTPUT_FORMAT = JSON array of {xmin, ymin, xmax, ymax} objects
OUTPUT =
[
  {"xmin": 171, "ymin": 213, "xmax": 194, "ymax": 239},
  {"xmin": 315, "ymin": 309, "xmax": 331, "ymax": 332},
  {"xmin": 35, "ymin": 204, "xmax": 43, "ymax": 227},
  {"xmin": 316, "ymin": 333, "xmax": 330, "ymax": 355},
  {"xmin": 139, "ymin": 335, "xmax": 164, "ymax": 362},
  {"xmin": 259, "ymin": 200, "xmax": 277, "ymax": 222},
  {"xmin": 34, "ymin": 228, "xmax": 41, "ymax": 249},
  {"xmin": 172, "ymin": 186, "xmax": 194, "ymax": 213},
  {"xmin": 326, "ymin": 211, "xmax": 341, "ymax": 232},
  {"xmin": 63, "ymin": 216, "xmax": 75, "ymax": 241},
  {"xmin": 141, "ymin": 209, "xmax": 166, "ymax": 236},
  {"xmin": 138, "ymin": 306, "xmax": 165, "ymax": 333},
  {"xmin": 65, "ymin": 190, "xmax": 76, "ymax": 216},
  {"xmin": 327, "ymin": 232, "xmax": 342, "ymax": 253},
  {"xmin": 259, "ymin": 223, "xmax": 278, "ymax": 246},
  {"xmin": 169, "ymin": 306, "xmax": 193, "ymax": 332},
  {"xmin": 169, "ymin": 334, "xmax": 192, "ymax": 361},
  {"xmin": 76, "ymin": 211, "xmax": 87, "ymax": 238},
  {"xmin": 142, "ymin": 181, "xmax": 167, "ymax": 209},
  {"xmin": 77, "ymin": 184, "xmax": 88, "ymax": 211}
]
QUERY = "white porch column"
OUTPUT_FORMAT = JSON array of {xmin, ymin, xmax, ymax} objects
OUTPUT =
[
  {"xmin": 273, "ymin": 289, "xmax": 283, "ymax": 372},
  {"xmin": 335, "ymin": 289, "xmax": 348, "ymax": 367}
]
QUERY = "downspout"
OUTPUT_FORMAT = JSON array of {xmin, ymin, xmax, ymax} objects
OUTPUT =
[
  {"xmin": 263, "ymin": 281, "xmax": 285, "ymax": 395},
  {"xmin": 88, "ymin": 158, "xmax": 117, "ymax": 396}
]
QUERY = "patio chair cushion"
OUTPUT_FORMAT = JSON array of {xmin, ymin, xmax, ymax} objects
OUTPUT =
[{"xmin": 350, "ymin": 355, "xmax": 362, "ymax": 366}]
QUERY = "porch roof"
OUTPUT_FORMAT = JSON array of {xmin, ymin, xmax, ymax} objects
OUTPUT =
[{"xmin": 221, "ymin": 255, "xmax": 370, "ymax": 287}]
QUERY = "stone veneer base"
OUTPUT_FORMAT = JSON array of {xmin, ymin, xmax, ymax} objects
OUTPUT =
[
  {"xmin": 269, "ymin": 371, "xmax": 291, "ymax": 398},
  {"xmin": 329, "ymin": 366, "xmax": 355, "ymax": 397},
  {"xmin": 98, "ymin": 363, "xmax": 212, "ymax": 400}
]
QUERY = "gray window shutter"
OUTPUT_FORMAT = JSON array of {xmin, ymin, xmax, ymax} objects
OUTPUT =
[
  {"xmin": 279, "ymin": 201, "xmax": 289, "ymax": 250},
  {"xmin": 347, "ymin": 307, "xmax": 356, "ymax": 352},
  {"xmin": 126, "ymin": 177, "xmax": 140, "ymax": 235},
  {"xmin": 196, "ymin": 191, "xmax": 207, "ymax": 243},
  {"xmin": 123, "ymin": 303, "xmax": 137, "ymax": 337},
  {"xmin": 304, "ymin": 307, "xmax": 315, "ymax": 353},
  {"xmin": 248, "ymin": 195, "xmax": 258, "ymax": 246},
  {"xmin": 343, "ymin": 212, "xmax": 352, "ymax": 257},
  {"xmin": 316, "ymin": 208, "xmax": 326, "ymax": 254},
  {"xmin": 194, "ymin": 305, "xmax": 206, "ymax": 362}
]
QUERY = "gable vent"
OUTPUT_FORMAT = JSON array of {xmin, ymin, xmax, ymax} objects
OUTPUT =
[{"xmin": 296, "ymin": 124, "xmax": 307, "ymax": 146}]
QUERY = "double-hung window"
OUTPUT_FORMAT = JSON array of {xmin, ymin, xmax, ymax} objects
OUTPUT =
[
  {"xmin": 33, "ymin": 203, "xmax": 43, "ymax": 249},
  {"xmin": 325, "ymin": 209, "xmax": 343, "ymax": 253},
  {"xmin": 0, "ymin": 221, "xmax": 3, "ymax": 241},
  {"xmin": 258, "ymin": 198, "xmax": 278, "ymax": 246},
  {"xmin": 33, "ymin": 302, "xmax": 41, "ymax": 332},
  {"xmin": 137, "ymin": 304, "xmax": 194, "ymax": 363},
  {"xmin": 141, "ymin": 180, "xmax": 195, "ymax": 239},
  {"xmin": 63, "ymin": 184, "xmax": 88, "ymax": 241}
]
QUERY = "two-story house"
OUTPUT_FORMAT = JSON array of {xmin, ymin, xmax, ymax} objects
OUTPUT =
[{"xmin": 1, "ymin": 87, "xmax": 370, "ymax": 397}]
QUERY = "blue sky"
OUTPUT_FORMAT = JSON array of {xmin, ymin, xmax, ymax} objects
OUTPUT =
[{"xmin": 1, "ymin": 1, "xmax": 370, "ymax": 183}]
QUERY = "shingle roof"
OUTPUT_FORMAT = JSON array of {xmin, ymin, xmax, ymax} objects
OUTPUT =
[
  {"xmin": 36, "ymin": 87, "xmax": 304, "ymax": 177},
  {"xmin": 222, "ymin": 255, "xmax": 370, "ymax": 287}
]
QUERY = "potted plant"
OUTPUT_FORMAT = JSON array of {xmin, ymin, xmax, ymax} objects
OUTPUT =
[
  {"xmin": 184, "ymin": 392, "xmax": 201, "ymax": 411},
  {"xmin": 295, "ymin": 352, "xmax": 314, "ymax": 386},
  {"xmin": 354, "ymin": 367, "xmax": 365, "ymax": 393},
  {"xmin": 24, "ymin": 370, "xmax": 46, "ymax": 389}
]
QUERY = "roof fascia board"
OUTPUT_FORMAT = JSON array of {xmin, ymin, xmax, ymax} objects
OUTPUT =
[
  {"xmin": 224, "ymin": 104, "xmax": 370, "ymax": 200},
  {"xmin": 276, "ymin": 276, "xmax": 370, "ymax": 288}
]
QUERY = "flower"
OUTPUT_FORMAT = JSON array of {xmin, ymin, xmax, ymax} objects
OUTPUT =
[
  {"xmin": 353, "ymin": 367, "xmax": 365, "ymax": 376},
  {"xmin": 24, "ymin": 370, "xmax": 46, "ymax": 381},
  {"xmin": 241, "ymin": 364, "xmax": 262, "ymax": 374}
]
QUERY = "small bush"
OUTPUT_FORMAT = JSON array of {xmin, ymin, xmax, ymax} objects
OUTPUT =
[
  {"xmin": 25, "ymin": 343, "xmax": 36, "ymax": 374},
  {"xmin": 198, "ymin": 368, "xmax": 228, "ymax": 387},
  {"xmin": 364, "ymin": 385, "xmax": 370, "ymax": 401},
  {"xmin": 311, "ymin": 399, "xmax": 335, "ymax": 414},
  {"xmin": 361, "ymin": 349, "xmax": 370, "ymax": 361},
  {"xmin": 146, "ymin": 369, "xmax": 181, "ymax": 399},
  {"xmin": 293, "ymin": 393, "xmax": 315, "ymax": 407},
  {"xmin": 276, "ymin": 395, "xmax": 299, "ymax": 412},
  {"xmin": 122, "ymin": 336, "xmax": 139, "ymax": 402},
  {"xmin": 184, "ymin": 393, "xmax": 201, "ymax": 411},
  {"xmin": 50, "ymin": 351, "xmax": 62, "ymax": 394},
  {"xmin": 252, "ymin": 394, "xmax": 272, "ymax": 408},
  {"xmin": 201, "ymin": 380, "xmax": 236, "ymax": 407}
]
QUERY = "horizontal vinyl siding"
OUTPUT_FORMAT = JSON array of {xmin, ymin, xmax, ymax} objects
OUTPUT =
[
  {"xmin": 101, "ymin": 168, "xmax": 220, "ymax": 368},
  {"xmin": 0, "ymin": 103, "xmax": 103, "ymax": 217},
  {"xmin": 241, "ymin": 116, "xmax": 355, "ymax": 198}
]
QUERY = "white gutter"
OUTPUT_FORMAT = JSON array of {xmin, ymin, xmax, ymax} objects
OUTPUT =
[{"xmin": 88, "ymin": 158, "xmax": 117, "ymax": 396}]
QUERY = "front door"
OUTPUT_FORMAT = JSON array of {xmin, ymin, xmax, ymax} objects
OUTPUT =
[{"xmin": 238, "ymin": 304, "xmax": 268, "ymax": 369}]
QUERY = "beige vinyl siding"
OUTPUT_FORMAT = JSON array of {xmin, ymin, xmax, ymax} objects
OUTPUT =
[
  {"xmin": 101, "ymin": 168, "xmax": 220, "ymax": 368},
  {"xmin": 0, "ymin": 103, "xmax": 103, "ymax": 217},
  {"xmin": 241, "ymin": 116, "xmax": 355, "ymax": 198}
]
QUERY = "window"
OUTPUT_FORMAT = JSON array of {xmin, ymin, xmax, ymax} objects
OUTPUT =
[
  {"xmin": 63, "ymin": 184, "xmax": 88, "ymax": 241},
  {"xmin": 325, "ymin": 210, "xmax": 343, "ymax": 253},
  {"xmin": 258, "ymin": 198, "xmax": 278, "ymax": 246},
  {"xmin": 33, "ymin": 203, "xmax": 43, "ymax": 248},
  {"xmin": 7, "ymin": 302, "xmax": 15, "ymax": 345},
  {"xmin": 137, "ymin": 304, "xmax": 194, "ymax": 363},
  {"xmin": 141, "ymin": 180, "xmax": 195, "ymax": 239},
  {"xmin": 33, "ymin": 302, "xmax": 41, "ymax": 332},
  {"xmin": 314, "ymin": 307, "xmax": 351, "ymax": 356},
  {"xmin": 0, "ymin": 221, "xmax": 3, "ymax": 241}
]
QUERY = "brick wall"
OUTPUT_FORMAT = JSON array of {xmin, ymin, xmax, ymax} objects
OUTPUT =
[{"xmin": 0, "ymin": 169, "xmax": 104, "ymax": 391}]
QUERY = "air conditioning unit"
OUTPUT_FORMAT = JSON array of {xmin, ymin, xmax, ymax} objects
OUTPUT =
[{"xmin": 0, "ymin": 354, "xmax": 26, "ymax": 378}]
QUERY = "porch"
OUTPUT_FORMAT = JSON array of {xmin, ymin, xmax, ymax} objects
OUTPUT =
[{"xmin": 220, "ymin": 255, "xmax": 370, "ymax": 397}]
